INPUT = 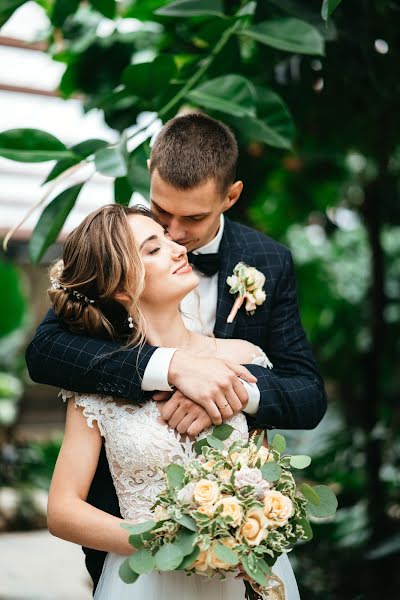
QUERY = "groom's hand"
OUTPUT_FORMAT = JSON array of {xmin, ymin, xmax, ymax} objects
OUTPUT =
[
  {"xmin": 167, "ymin": 351, "xmax": 255, "ymax": 424},
  {"xmin": 154, "ymin": 390, "xmax": 213, "ymax": 436}
]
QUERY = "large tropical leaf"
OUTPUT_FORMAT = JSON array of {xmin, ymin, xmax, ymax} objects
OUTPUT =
[
  {"xmin": 44, "ymin": 139, "xmax": 109, "ymax": 184},
  {"xmin": 0, "ymin": 261, "xmax": 26, "ymax": 338},
  {"xmin": 90, "ymin": 0, "xmax": 117, "ymax": 19},
  {"xmin": 155, "ymin": 0, "xmax": 224, "ymax": 18},
  {"xmin": 186, "ymin": 75, "xmax": 256, "ymax": 118},
  {"xmin": 29, "ymin": 184, "xmax": 84, "ymax": 264},
  {"xmin": 321, "ymin": 0, "xmax": 342, "ymax": 21},
  {"xmin": 242, "ymin": 18, "xmax": 325, "ymax": 56},
  {"xmin": 0, "ymin": 129, "xmax": 73, "ymax": 163},
  {"xmin": 123, "ymin": 56, "xmax": 177, "ymax": 102}
]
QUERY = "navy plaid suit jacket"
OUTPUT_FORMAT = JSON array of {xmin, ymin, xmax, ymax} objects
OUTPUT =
[{"xmin": 26, "ymin": 217, "xmax": 326, "ymax": 589}]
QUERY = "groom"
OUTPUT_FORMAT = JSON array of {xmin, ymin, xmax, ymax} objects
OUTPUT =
[{"xmin": 26, "ymin": 113, "xmax": 326, "ymax": 590}]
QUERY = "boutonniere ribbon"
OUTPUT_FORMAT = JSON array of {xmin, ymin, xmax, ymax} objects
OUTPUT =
[{"xmin": 226, "ymin": 262, "xmax": 266, "ymax": 323}]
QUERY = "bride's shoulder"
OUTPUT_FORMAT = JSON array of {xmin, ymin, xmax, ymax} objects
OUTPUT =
[{"xmin": 214, "ymin": 338, "xmax": 261, "ymax": 364}]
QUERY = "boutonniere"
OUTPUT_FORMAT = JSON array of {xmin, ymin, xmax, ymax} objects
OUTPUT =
[{"xmin": 226, "ymin": 262, "xmax": 266, "ymax": 323}]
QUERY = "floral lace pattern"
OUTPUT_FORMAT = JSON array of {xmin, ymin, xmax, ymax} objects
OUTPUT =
[{"xmin": 59, "ymin": 350, "xmax": 272, "ymax": 523}]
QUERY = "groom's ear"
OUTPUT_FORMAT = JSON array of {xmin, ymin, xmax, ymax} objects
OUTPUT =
[
  {"xmin": 147, "ymin": 159, "xmax": 151, "ymax": 171},
  {"xmin": 222, "ymin": 180, "xmax": 243, "ymax": 212}
]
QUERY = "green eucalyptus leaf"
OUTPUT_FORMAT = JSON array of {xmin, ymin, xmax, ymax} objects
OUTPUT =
[
  {"xmin": 260, "ymin": 461, "xmax": 282, "ymax": 482},
  {"xmin": 121, "ymin": 520, "xmax": 156, "ymax": 535},
  {"xmin": 212, "ymin": 423, "xmax": 234, "ymax": 441},
  {"xmin": 290, "ymin": 455, "xmax": 312, "ymax": 469},
  {"xmin": 187, "ymin": 75, "xmax": 256, "ymax": 118},
  {"xmin": 321, "ymin": 0, "xmax": 342, "ymax": 21},
  {"xmin": 129, "ymin": 548, "xmax": 155, "ymax": 574},
  {"xmin": 300, "ymin": 483, "xmax": 321, "ymax": 506},
  {"xmin": 154, "ymin": 543, "xmax": 184, "ymax": 571},
  {"xmin": 272, "ymin": 433, "xmax": 286, "ymax": 453},
  {"xmin": 174, "ymin": 529, "xmax": 197, "ymax": 555},
  {"xmin": 214, "ymin": 543, "xmax": 239, "ymax": 566},
  {"xmin": 94, "ymin": 146, "xmax": 127, "ymax": 177},
  {"xmin": 207, "ymin": 435, "xmax": 225, "ymax": 450},
  {"xmin": 119, "ymin": 557, "xmax": 139, "ymax": 583},
  {"xmin": 177, "ymin": 545, "xmax": 200, "ymax": 569},
  {"xmin": 242, "ymin": 18, "xmax": 325, "ymax": 56},
  {"xmin": 29, "ymin": 184, "xmax": 83, "ymax": 264},
  {"xmin": 155, "ymin": 0, "xmax": 224, "ymax": 18},
  {"xmin": 0, "ymin": 129, "xmax": 72, "ymax": 163},
  {"xmin": 306, "ymin": 485, "xmax": 338, "ymax": 518},
  {"xmin": 166, "ymin": 464, "xmax": 185, "ymax": 490},
  {"xmin": 194, "ymin": 438, "xmax": 209, "ymax": 454},
  {"xmin": 173, "ymin": 514, "xmax": 197, "ymax": 532}
]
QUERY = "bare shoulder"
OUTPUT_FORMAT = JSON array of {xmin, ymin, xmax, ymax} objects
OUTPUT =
[{"xmin": 214, "ymin": 338, "xmax": 261, "ymax": 364}]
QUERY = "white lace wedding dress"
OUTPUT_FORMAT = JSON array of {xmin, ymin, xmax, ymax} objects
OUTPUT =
[{"xmin": 60, "ymin": 350, "xmax": 300, "ymax": 600}]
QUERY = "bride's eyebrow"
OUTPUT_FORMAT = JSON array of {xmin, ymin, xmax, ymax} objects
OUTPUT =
[{"xmin": 139, "ymin": 234, "xmax": 159, "ymax": 250}]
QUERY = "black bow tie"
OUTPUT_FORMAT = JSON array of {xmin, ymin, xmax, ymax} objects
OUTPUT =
[{"xmin": 187, "ymin": 252, "xmax": 220, "ymax": 276}]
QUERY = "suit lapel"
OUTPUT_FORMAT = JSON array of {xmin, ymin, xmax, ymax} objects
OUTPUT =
[{"xmin": 213, "ymin": 219, "xmax": 248, "ymax": 339}]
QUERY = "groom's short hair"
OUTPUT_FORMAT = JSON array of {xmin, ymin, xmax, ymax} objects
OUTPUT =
[{"xmin": 150, "ymin": 113, "xmax": 238, "ymax": 195}]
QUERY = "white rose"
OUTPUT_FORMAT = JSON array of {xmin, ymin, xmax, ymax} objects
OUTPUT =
[
  {"xmin": 254, "ymin": 289, "xmax": 266, "ymax": 305},
  {"xmin": 227, "ymin": 275, "xmax": 239, "ymax": 289},
  {"xmin": 177, "ymin": 482, "xmax": 196, "ymax": 505},
  {"xmin": 234, "ymin": 465, "xmax": 264, "ymax": 489},
  {"xmin": 153, "ymin": 505, "xmax": 170, "ymax": 521},
  {"xmin": 245, "ymin": 268, "xmax": 265, "ymax": 291},
  {"xmin": 214, "ymin": 496, "xmax": 243, "ymax": 527},
  {"xmin": 263, "ymin": 490, "xmax": 294, "ymax": 528}
]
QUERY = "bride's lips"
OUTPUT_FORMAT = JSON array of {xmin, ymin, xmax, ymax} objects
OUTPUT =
[{"xmin": 173, "ymin": 261, "xmax": 192, "ymax": 275}]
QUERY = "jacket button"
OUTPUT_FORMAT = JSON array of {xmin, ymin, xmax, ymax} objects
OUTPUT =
[
  {"xmin": 103, "ymin": 384, "xmax": 109, "ymax": 392},
  {"xmin": 110, "ymin": 385, "xmax": 116, "ymax": 393}
]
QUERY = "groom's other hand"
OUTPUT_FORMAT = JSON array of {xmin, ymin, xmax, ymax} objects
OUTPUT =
[
  {"xmin": 168, "ymin": 351, "xmax": 256, "ymax": 424},
  {"xmin": 154, "ymin": 390, "xmax": 212, "ymax": 436}
]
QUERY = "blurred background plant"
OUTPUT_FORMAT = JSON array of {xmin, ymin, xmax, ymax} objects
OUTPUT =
[{"xmin": 0, "ymin": 0, "xmax": 399, "ymax": 598}]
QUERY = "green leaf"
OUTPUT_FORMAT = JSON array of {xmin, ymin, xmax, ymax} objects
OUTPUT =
[
  {"xmin": 186, "ymin": 75, "xmax": 256, "ymax": 118},
  {"xmin": 121, "ymin": 520, "xmax": 156, "ymax": 535},
  {"xmin": 128, "ymin": 144, "xmax": 151, "ymax": 199},
  {"xmin": 0, "ymin": 261, "xmax": 26, "ymax": 338},
  {"xmin": 51, "ymin": 0, "xmax": 79, "ymax": 28},
  {"xmin": 295, "ymin": 517, "xmax": 313, "ymax": 541},
  {"xmin": 154, "ymin": 543, "xmax": 184, "ymax": 571},
  {"xmin": 44, "ymin": 139, "xmax": 108, "ymax": 184},
  {"xmin": 129, "ymin": 548, "xmax": 155, "ymax": 574},
  {"xmin": 119, "ymin": 557, "xmax": 139, "ymax": 583},
  {"xmin": 194, "ymin": 438, "xmax": 209, "ymax": 454},
  {"xmin": 90, "ymin": 0, "xmax": 117, "ymax": 19},
  {"xmin": 166, "ymin": 464, "xmax": 185, "ymax": 490},
  {"xmin": 214, "ymin": 543, "xmax": 239, "ymax": 566},
  {"xmin": 321, "ymin": 0, "xmax": 342, "ymax": 21},
  {"xmin": 155, "ymin": 0, "xmax": 224, "ymax": 18},
  {"xmin": 174, "ymin": 529, "xmax": 197, "ymax": 555},
  {"xmin": 29, "ymin": 184, "xmax": 83, "ymax": 264},
  {"xmin": 255, "ymin": 430, "xmax": 265, "ymax": 450},
  {"xmin": 114, "ymin": 177, "xmax": 133, "ymax": 206},
  {"xmin": 260, "ymin": 461, "xmax": 282, "ymax": 482},
  {"xmin": 290, "ymin": 455, "xmax": 312, "ymax": 469},
  {"xmin": 241, "ymin": 555, "xmax": 269, "ymax": 587},
  {"xmin": 206, "ymin": 435, "xmax": 225, "ymax": 450},
  {"xmin": 212, "ymin": 423, "xmax": 234, "ymax": 441},
  {"xmin": 242, "ymin": 18, "xmax": 325, "ymax": 56},
  {"xmin": 173, "ymin": 514, "xmax": 197, "ymax": 532},
  {"xmin": 306, "ymin": 485, "xmax": 338, "ymax": 518},
  {"xmin": 0, "ymin": 129, "xmax": 72, "ymax": 163},
  {"xmin": 123, "ymin": 56, "xmax": 177, "ymax": 101},
  {"xmin": 95, "ymin": 146, "xmax": 127, "ymax": 177},
  {"xmin": 271, "ymin": 433, "xmax": 286, "ymax": 453},
  {"xmin": 300, "ymin": 483, "xmax": 321, "ymax": 506},
  {"xmin": 177, "ymin": 545, "xmax": 200, "ymax": 569}
]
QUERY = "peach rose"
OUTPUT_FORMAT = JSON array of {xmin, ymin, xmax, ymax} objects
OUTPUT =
[
  {"xmin": 239, "ymin": 509, "xmax": 266, "ymax": 546},
  {"xmin": 214, "ymin": 496, "xmax": 243, "ymax": 527},
  {"xmin": 196, "ymin": 504, "xmax": 215, "ymax": 518},
  {"xmin": 263, "ymin": 490, "xmax": 294, "ymax": 528},
  {"xmin": 193, "ymin": 479, "xmax": 220, "ymax": 506},
  {"xmin": 217, "ymin": 468, "xmax": 232, "ymax": 483},
  {"xmin": 193, "ymin": 545, "xmax": 212, "ymax": 575}
]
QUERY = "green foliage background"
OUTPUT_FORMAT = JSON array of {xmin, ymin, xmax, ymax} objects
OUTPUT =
[{"xmin": 0, "ymin": 1, "xmax": 399, "ymax": 597}]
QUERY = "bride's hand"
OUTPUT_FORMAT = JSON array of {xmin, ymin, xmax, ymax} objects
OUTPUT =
[
  {"xmin": 154, "ymin": 390, "xmax": 213, "ymax": 436},
  {"xmin": 168, "ymin": 352, "xmax": 256, "ymax": 424}
]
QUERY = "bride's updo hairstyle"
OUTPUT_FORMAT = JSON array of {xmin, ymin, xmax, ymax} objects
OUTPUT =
[{"xmin": 48, "ymin": 204, "xmax": 153, "ymax": 347}]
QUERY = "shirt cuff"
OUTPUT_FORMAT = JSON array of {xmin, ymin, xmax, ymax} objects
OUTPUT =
[
  {"xmin": 141, "ymin": 348, "xmax": 177, "ymax": 392},
  {"xmin": 240, "ymin": 380, "xmax": 260, "ymax": 415}
]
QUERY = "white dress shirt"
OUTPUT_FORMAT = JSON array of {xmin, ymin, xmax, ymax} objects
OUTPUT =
[{"xmin": 141, "ymin": 215, "xmax": 260, "ymax": 415}]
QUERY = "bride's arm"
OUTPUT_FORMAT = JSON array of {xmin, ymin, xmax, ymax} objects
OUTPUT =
[{"xmin": 47, "ymin": 399, "xmax": 133, "ymax": 555}]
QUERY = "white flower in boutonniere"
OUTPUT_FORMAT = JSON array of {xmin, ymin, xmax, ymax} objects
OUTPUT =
[{"xmin": 226, "ymin": 262, "xmax": 266, "ymax": 323}]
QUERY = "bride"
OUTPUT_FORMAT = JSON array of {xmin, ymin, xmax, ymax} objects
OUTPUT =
[{"xmin": 47, "ymin": 204, "xmax": 300, "ymax": 599}]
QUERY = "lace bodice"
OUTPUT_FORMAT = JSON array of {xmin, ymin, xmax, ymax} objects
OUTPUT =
[{"xmin": 60, "ymin": 350, "xmax": 272, "ymax": 523}]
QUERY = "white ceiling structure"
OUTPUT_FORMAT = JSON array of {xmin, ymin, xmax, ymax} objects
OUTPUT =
[{"xmin": 0, "ymin": 2, "xmax": 155, "ymax": 242}]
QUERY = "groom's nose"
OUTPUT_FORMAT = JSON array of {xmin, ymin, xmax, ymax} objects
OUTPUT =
[{"xmin": 166, "ymin": 218, "xmax": 186, "ymax": 244}]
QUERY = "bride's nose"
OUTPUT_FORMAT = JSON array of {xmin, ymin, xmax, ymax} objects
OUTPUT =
[{"xmin": 171, "ymin": 241, "xmax": 187, "ymax": 260}]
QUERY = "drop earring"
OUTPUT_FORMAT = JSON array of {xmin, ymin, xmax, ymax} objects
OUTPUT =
[{"xmin": 128, "ymin": 315, "xmax": 134, "ymax": 329}]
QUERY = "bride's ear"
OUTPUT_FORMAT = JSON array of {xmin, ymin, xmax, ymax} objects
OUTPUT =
[{"xmin": 114, "ymin": 290, "xmax": 130, "ymax": 305}]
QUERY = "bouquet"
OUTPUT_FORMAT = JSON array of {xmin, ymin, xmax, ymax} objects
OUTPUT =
[{"xmin": 119, "ymin": 425, "xmax": 338, "ymax": 599}]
